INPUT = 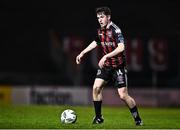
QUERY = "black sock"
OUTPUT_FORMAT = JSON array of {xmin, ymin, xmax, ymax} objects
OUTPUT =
[
  {"xmin": 93, "ymin": 101, "xmax": 102, "ymax": 118},
  {"xmin": 130, "ymin": 106, "xmax": 141, "ymax": 121}
]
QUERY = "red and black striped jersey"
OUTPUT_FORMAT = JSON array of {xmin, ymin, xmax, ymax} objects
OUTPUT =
[{"xmin": 95, "ymin": 21, "xmax": 126, "ymax": 68}]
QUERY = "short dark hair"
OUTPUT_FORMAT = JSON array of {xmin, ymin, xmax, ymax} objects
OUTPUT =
[{"xmin": 96, "ymin": 6, "xmax": 111, "ymax": 16}]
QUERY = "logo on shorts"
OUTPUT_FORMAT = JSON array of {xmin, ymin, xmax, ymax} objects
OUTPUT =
[
  {"xmin": 117, "ymin": 76, "xmax": 124, "ymax": 84},
  {"xmin": 116, "ymin": 69, "xmax": 123, "ymax": 76},
  {"xmin": 97, "ymin": 69, "xmax": 101, "ymax": 75}
]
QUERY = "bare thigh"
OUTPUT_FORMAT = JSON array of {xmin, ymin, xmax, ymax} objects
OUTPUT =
[{"xmin": 93, "ymin": 78, "xmax": 107, "ymax": 89}]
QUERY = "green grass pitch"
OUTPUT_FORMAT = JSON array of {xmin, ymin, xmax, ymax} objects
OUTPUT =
[{"xmin": 0, "ymin": 104, "xmax": 180, "ymax": 129}]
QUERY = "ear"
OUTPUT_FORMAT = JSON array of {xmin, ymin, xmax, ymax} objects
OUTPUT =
[{"xmin": 107, "ymin": 15, "xmax": 111, "ymax": 20}]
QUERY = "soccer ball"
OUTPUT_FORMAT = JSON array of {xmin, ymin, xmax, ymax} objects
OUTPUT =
[{"xmin": 60, "ymin": 109, "xmax": 77, "ymax": 124}]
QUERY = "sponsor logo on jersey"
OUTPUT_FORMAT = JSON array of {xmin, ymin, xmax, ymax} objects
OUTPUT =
[{"xmin": 101, "ymin": 42, "xmax": 114, "ymax": 46}]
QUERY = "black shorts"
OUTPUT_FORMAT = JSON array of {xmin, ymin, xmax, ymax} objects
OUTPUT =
[{"xmin": 96, "ymin": 66, "xmax": 127, "ymax": 88}]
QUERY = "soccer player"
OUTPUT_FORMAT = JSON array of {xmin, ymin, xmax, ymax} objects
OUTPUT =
[{"xmin": 76, "ymin": 6, "xmax": 143, "ymax": 126}]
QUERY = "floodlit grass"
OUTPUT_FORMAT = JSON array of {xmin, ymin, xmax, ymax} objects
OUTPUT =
[{"xmin": 0, "ymin": 104, "xmax": 180, "ymax": 129}]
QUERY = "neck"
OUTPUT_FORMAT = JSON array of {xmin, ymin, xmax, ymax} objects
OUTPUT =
[
  {"xmin": 101, "ymin": 21, "xmax": 111, "ymax": 29},
  {"xmin": 106, "ymin": 21, "xmax": 112, "ymax": 29}
]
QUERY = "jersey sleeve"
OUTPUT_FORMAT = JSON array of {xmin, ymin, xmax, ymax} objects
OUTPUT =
[
  {"xmin": 94, "ymin": 35, "xmax": 101, "ymax": 45},
  {"xmin": 94, "ymin": 29, "xmax": 101, "ymax": 45},
  {"xmin": 114, "ymin": 29, "xmax": 124, "ymax": 44}
]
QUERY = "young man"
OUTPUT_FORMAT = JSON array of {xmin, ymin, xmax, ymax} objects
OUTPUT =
[{"xmin": 76, "ymin": 7, "xmax": 143, "ymax": 126}]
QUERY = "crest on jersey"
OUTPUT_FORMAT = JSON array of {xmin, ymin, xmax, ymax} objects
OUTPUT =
[{"xmin": 107, "ymin": 31, "xmax": 112, "ymax": 38}]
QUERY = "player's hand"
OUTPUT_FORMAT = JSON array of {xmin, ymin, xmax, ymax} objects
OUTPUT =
[
  {"xmin": 98, "ymin": 55, "xmax": 107, "ymax": 68},
  {"xmin": 76, "ymin": 52, "xmax": 84, "ymax": 64}
]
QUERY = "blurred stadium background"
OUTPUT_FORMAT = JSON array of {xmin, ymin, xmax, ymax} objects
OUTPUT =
[{"xmin": 0, "ymin": 0, "xmax": 180, "ymax": 107}]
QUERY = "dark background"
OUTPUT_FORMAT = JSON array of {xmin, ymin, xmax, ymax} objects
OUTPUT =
[{"xmin": 0, "ymin": 0, "xmax": 180, "ymax": 87}]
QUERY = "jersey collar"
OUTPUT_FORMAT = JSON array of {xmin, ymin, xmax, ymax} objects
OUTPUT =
[
  {"xmin": 100, "ymin": 21, "xmax": 112, "ymax": 30},
  {"xmin": 106, "ymin": 21, "xmax": 112, "ymax": 29}
]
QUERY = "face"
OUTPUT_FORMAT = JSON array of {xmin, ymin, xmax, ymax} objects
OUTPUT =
[{"xmin": 97, "ymin": 13, "xmax": 110, "ymax": 28}]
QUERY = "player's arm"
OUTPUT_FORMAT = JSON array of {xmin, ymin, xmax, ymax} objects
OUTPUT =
[
  {"xmin": 98, "ymin": 43, "xmax": 124, "ymax": 68},
  {"xmin": 105, "ymin": 29, "xmax": 125, "ymax": 59},
  {"xmin": 106, "ymin": 43, "xmax": 124, "ymax": 58},
  {"xmin": 76, "ymin": 40, "xmax": 97, "ymax": 64}
]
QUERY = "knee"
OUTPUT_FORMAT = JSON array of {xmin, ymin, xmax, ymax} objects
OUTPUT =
[
  {"xmin": 119, "ymin": 93, "xmax": 128, "ymax": 101},
  {"xmin": 93, "ymin": 86, "xmax": 102, "ymax": 95}
]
